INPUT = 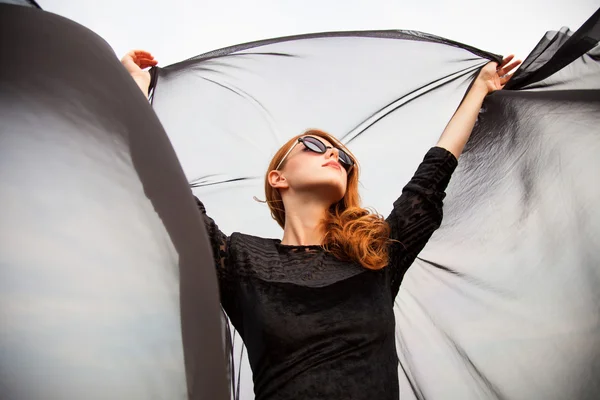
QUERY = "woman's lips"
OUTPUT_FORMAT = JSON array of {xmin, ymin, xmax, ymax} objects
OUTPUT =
[{"xmin": 323, "ymin": 161, "xmax": 341, "ymax": 170}]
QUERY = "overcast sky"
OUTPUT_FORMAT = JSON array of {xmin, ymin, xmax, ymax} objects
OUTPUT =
[{"xmin": 42, "ymin": 0, "xmax": 598, "ymax": 67}]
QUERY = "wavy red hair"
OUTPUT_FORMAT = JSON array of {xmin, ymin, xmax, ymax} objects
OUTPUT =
[{"xmin": 264, "ymin": 129, "xmax": 391, "ymax": 270}]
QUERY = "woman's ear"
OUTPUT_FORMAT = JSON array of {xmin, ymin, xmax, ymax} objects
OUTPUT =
[{"xmin": 268, "ymin": 170, "xmax": 288, "ymax": 189}]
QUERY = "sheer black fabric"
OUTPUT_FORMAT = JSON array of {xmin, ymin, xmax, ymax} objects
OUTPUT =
[
  {"xmin": 0, "ymin": 5, "xmax": 229, "ymax": 400},
  {"xmin": 1, "ymin": 2, "xmax": 599, "ymax": 400},
  {"xmin": 150, "ymin": 8, "xmax": 600, "ymax": 400},
  {"xmin": 0, "ymin": 0, "xmax": 40, "ymax": 7}
]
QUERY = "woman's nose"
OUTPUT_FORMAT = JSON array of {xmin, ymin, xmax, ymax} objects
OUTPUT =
[{"xmin": 326, "ymin": 147, "xmax": 339, "ymax": 160}]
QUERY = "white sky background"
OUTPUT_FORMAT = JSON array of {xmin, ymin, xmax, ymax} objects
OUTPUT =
[{"xmin": 42, "ymin": 0, "xmax": 599, "ymax": 68}]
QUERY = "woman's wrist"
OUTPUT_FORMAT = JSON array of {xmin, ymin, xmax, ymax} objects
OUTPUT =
[
  {"xmin": 469, "ymin": 80, "xmax": 490, "ymax": 99},
  {"xmin": 132, "ymin": 75, "xmax": 151, "ymax": 98}
]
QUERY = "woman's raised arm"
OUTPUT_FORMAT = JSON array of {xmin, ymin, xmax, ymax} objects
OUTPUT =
[{"xmin": 436, "ymin": 55, "xmax": 521, "ymax": 159}]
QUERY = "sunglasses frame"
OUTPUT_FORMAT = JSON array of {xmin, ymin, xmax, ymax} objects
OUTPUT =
[{"xmin": 275, "ymin": 136, "xmax": 354, "ymax": 172}]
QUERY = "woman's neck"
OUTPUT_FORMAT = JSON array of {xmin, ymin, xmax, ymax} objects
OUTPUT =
[{"xmin": 280, "ymin": 197, "xmax": 329, "ymax": 246}]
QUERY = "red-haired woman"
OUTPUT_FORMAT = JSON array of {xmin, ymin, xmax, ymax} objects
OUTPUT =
[{"xmin": 123, "ymin": 50, "xmax": 520, "ymax": 400}]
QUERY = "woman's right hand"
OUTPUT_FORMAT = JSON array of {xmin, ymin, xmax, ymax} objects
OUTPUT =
[{"xmin": 121, "ymin": 50, "xmax": 158, "ymax": 97}]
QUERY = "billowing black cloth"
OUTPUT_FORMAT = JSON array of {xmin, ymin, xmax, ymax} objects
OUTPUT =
[
  {"xmin": 1, "ymin": 1, "xmax": 599, "ymax": 400},
  {"xmin": 0, "ymin": 0, "xmax": 40, "ymax": 7},
  {"xmin": 196, "ymin": 147, "xmax": 457, "ymax": 400},
  {"xmin": 0, "ymin": 4, "xmax": 229, "ymax": 400},
  {"xmin": 150, "ymin": 8, "xmax": 600, "ymax": 400}
]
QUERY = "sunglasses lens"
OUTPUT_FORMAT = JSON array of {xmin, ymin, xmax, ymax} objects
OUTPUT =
[
  {"xmin": 338, "ymin": 151, "xmax": 353, "ymax": 168},
  {"xmin": 302, "ymin": 137, "xmax": 327, "ymax": 153}
]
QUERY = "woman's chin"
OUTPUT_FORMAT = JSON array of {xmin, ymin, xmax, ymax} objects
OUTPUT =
[
  {"xmin": 292, "ymin": 174, "xmax": 347, "ymax": 203},
  {"xmin": 323, "ymin": 184, "xmax": 346, "ymax": 205}
]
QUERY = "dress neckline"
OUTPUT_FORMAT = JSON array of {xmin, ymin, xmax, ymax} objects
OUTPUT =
[{"xmin": 273, "ymin": 239, "xmax": 324, "ymax": 251}]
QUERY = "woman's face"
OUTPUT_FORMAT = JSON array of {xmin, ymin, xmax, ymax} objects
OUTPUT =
[{"xmin": 274, "ymin": 136, "xmax": 349, "ymax": 204}]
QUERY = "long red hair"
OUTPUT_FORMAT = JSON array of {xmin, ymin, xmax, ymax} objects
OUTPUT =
[{"xmin": 264, "ymin": 129, "xmax": 391, "ymax": 270}]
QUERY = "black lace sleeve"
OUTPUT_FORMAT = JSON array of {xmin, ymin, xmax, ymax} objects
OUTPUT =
[
  {"xmin": 194, "ymin": 197, "xmax": 237, "ymax": 317},
  {"xmin": 386, "ymin": 147, "xmax": 458, "ymax": 297}
]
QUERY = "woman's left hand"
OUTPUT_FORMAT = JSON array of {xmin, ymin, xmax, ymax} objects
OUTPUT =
[{"xmin": 474, "ymin": 55, "xmax": 522, "ymax": 94}]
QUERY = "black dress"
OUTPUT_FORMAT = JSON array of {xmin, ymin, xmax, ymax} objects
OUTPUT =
[{"xmin": 196, "ymin": 147, "xmax": 458, "ymax": 400}]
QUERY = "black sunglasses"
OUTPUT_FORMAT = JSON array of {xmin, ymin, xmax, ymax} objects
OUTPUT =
[{"xmin": 275, "ymin": 136, "xmax": 354, "ymax": 172}]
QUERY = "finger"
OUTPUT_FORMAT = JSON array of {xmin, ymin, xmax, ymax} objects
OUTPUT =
[
  {"xmin": 127, "ymin": 49, "xmax": 142, "ymax": 58},
  {"xmin": 498, "ymin": 60, "xmax": 522, "ymax": 76},
  {"xmin": 134, "ymin": 53, "xmax": 155, "ymax": 63},
  {"xmin": 500, "ymin": 72, "xmax": 515, "ymax": 84},
  {"xmin": 504, "ymin": 59, "xmax": 522, "ymax": 73},
  {"xmin": 138, "ymin": 61, "xmax": 158, "ymax": 69},
  {"xmin": 131, "ymin": 54, "xmax": 156, "ymax": 67},
  {"xmin": 496, "ymin": 55, "xmax": 514, "ymax": 74},
  {"xmin": 499, "ymin": 54, "xmax": 515, "ymax": 69},
  {"xmin": 127, "ymin": 50, "xmax": 154, "ymax": 62},
  {"xmin": 497, "ymin": 58, "xmax": 521, "ymax": 75},
  {"xmin": 137, "ymin": 57, "xmax": 157, "ymax": 65}
]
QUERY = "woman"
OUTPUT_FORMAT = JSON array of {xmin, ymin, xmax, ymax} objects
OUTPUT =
[{"xmin": 122, "ymin": 49, "xmax": 520, "ymax": 400}]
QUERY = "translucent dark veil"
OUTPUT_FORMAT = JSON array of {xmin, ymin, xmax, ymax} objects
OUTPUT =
[
  {"xmin": 1, "ymin": 2, "xmax": 599, "ymax": 399},
  {"xmin": 149, "ymin": 8, "xmax": 600, "ymax": 400}
]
